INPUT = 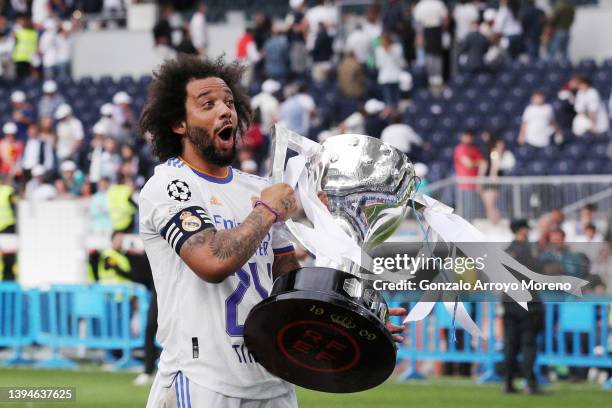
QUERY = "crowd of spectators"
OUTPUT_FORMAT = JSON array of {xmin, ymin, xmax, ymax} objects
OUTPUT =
[{"xmin": 0, "ymin": 0, "xmax": 610, "ymax": 236}]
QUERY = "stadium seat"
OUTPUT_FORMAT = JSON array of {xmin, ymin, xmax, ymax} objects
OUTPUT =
[
  {"xmin": 549, "ymin": 161, "xmax": 574, "ymax": 175},
  {"xmin": 525, "ymin": 159, "xmax": 548, "ymax": 175}
]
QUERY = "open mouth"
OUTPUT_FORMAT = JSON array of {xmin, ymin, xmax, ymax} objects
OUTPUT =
[{"xmin": 217, "ymin": 125, "xmax": 234, "ymax": 141}]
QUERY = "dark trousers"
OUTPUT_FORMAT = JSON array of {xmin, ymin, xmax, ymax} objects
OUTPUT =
[
  {"xmin": 144, "ymin": 287, "xmax": 160, "ymax": 374},
  {"xmin": 503, "ymin": 308, "xmax": 541, "ymax": 386}
]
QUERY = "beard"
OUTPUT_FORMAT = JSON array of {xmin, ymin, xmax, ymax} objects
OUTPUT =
[{"xmin": 184, "ymin": 124, "xmax": 236, "ymax": 167}]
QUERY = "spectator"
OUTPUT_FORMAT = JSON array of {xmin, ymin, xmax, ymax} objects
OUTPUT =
[
  {"xmin": 250, "ymin": 79, "xmax": 280, "ymax": 135},
  {"xmin": 548, "ymin": 0, "xmax": 575, "ymax": 61},
  {"xmin": 175, "ymin": 27, "xmax": 198, "ymax": 55},
  {"xmin": 38, "ymin": 80, "xmax": 66, "ymax": 119},
  {"xmin": 107, "ymin": 174, "xmax": 138, "ymax": 233},
  {"xmin": 189, "ymin": 1, "xmax": 208, "ymax": 57},
  {"xmin": 38, "ymin": 18, "xmax": 61, "ymax": 79},
  {"xmin": 25, "ymin": 165, "xmax": 57, "ymax": 201},
  {"xmin": 119, "ymin": 144, "xmax": 140, "ymax": 183},
  {"xmin": 337, "ymin": 106, "xmax": 366, "ymax": 135},
  {"xmin": 345, "ymin": 23, "xmax": 372, "ymax": 65},
  {"xmin": 364, "ymin": 99, "xmax": 388, "ymax": 138},
  {"xmin": 99, "ymin": 137, "xmax": 122, "ymax": 183},
  {"xmin": 305, "ymin": 0, "xmax": 338, "ymax": 51},
  {"xmin": 278, "ymin": 83, "xmax": 314, "ymax": 137},
  {"xmin": 556, "ymin": 77, "xmax": 579, "ymax": 130},
  {"xmin": 55, "ymin": 21, "xmax": 73, "ymax": 80},
  {"xmin": 414, "ymin": 0, "xmax": 448, "ymax": 87},
  {"xmin": 262, "ymin": 25, "xmax": 289, "ymax": 82},
  {"xmin": 375, "ymin": 31, "xmax": 405, "ymax": 109},
  {"xmin": 111, "ymin": 91, "xmax": 136, "ymax": 144},
  {"xmin": 0, "ymin": 122, "xmax": 23, "ymax": 178},
  {"xmin": 399, "ymin": 4, "xmax": 417, "ymax": 66},
  {"xmin": 0, "ymin": 15, "xmax": 14, "ymax": 81},
  {"xmin": 520, "ymin": 0, "xmax": 545, "ymax": 61},
  {"xmin": 458, "ymin": 21, "xmax": 490, "ymax": 73},
  {"xmin": 88, "ymin": 122, "xmax": 109, "ymax": 184},
  {"xmin": 95, "ymin": 103, "xmax": 115, "ymax": 135},
  {"xmin": 89, "ymin": 177, "xmax": 113, "ymax": 234},
  {"xmin": 311, "ymin": 22, "xmax": 334, "ymax": 72},
  {"xmin": 382, "ymin": 0, "xmax": 405, "ymax": 35},
  {"xmin": 380, "ymin": 112, "xmax": 425, "ymax": 157},
  {"xmin": 286, "ymin": 0, "xmax": 308, "ymax": 78},
  {"xmin": 573, "ymin": 76, "xmax": 610, "ymax": 136},
  {"xmin": 575, "ymin": 223, "xmax": 603, "ymax": 243},
  {"xmin": 55, "ymin": 104, "xmax": 84, "ymax": 162},
  {"xmin": 453, "ymin": 129, "xmax": 484, "ymax": 220},
  {"xmin": 518, "ymin": 91, "xmax": 556, "ymax": 147},
  {"xmin": 479, "ymin": 131, "xmax": 515, "ymax": 224},
  {"xmin": 235, "ymin": 26, "xmax": 260, "ymax": 86},
  {"xmin": 453, "ymin": 0, "xmax": 479, "ymax": 44},
  {"xmin": 538, "ymin": 207, "xmax": 566, "ymax": 248},
  {"xmin": 414, "ymin": 162, "xmax": 431, "ymax": 194},
  {"xmin": 566, "ymin": 204, "xmax": 607, "ymax": 241},
  {"xmin": 493, "ymin": 0, "xmax": 524, "ymax": 60},
  {"xmin": 539, "ymin": 228, "xmax": 585, "ymax": 278},
  {"xmin": 59, "ymin": 160, "xmax": 85, "ymax": 197},
  {"xmin": 338, "ymin": 50, "xmax": 365, "ymax": 99},
  {"xmin": 21, "ymin": 122, "xmax": 55, "ymax": 178},
  {"xmin": 10, "ymin": 90, "xmax": 35, "ymax": 141},
  {"xmin": 12, "ymin": 15, "xmax": 38, "ymax": 79}
]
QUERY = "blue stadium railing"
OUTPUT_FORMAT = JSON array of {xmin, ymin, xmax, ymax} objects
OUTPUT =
[
  {"xmin": 0, "ymin": 282, "xmax": 149, "ymax": 370},
  {"xmin": 388, "ymin": 297, "xmax": 612, "ymax": 390},
  {"xmin": 1, "ymin": 283, "xmax": 611, "ymax": 389}
]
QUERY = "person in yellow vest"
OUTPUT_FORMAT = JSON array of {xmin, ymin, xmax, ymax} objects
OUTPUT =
[
  {"xmin": 12, "ymin": 16, "xmax": 38, "ymax": 80},
  {"xmin": 97, "ymin": 232, "xmax": 132, "ymax": 284},
  {"xmin": 107, "ymin": 175, "xmax": 138, "ymax": 233},
  {"xmin": 0, "ymin": 176, "xmax": 17, "ymax": 281}
]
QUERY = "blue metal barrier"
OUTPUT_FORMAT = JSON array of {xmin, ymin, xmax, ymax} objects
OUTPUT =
[
  {"xmin": 0, "ymin": 282, "xmax": 34, "ymax": 365},
  {"xmin": 393, "ymin": 297, "xmax": 612, "ymax": 389}
]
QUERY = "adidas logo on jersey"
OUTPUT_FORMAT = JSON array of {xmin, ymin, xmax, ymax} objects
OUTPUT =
[{"xmin": 210, "ymin": 195, "xmax": 222, "ymax": 206}]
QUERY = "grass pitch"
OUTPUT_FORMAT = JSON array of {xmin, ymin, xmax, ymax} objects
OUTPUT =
[{"xmin": 0, "ymin": 368, "xmax": 608, "ymax": 407}]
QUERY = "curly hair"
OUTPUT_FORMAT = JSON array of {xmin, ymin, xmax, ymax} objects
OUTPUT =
[{"xmin": 139, "ymin": 55, "xmax": 252, "ymax": 162}]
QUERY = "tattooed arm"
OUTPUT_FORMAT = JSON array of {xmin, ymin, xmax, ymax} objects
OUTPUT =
[{"xmin": 179, "ymin": 183, "xmax": 297, "ymax": 283}]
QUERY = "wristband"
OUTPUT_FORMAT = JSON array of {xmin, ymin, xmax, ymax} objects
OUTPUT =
[{"xmin": 254, "ymin": 200, "xmax": 281, "ymax": 223}]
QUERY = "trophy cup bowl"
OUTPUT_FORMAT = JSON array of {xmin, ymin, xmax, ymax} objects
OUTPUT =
[{"xmin": 244, "ymin": 133, "xmax": 416, "ymax": 393}]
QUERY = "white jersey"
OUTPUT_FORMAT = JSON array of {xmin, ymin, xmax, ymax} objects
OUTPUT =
[{"xmin": 139, "ymin": 157, "xmax": 295, "ymax": 399}]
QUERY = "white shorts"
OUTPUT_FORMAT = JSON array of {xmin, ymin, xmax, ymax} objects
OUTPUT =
[{"xmin": 146, "ymin": 371, "xmax": 298, "ymax": 408}]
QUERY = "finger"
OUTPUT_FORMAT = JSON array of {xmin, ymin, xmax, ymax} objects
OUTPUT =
[
  {"xmin": 386, "ymin": 322, "xmax": 404, "ymax": 333},
  {"xmin": 388, "ymin": 307, "xmax": 407, "ymax": 316},
  {"xmin": 392, "ymin": 334, "xmax": 404, "ymax": 343}
]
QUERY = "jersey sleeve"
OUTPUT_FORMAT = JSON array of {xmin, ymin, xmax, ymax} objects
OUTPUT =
[
  {"xmin": 139, "ymin": 173, "xmax": 215, "ymax": 255},
  {"xmin": 271, "ymin": 223, "xmax": 295, "ymax": 256}
]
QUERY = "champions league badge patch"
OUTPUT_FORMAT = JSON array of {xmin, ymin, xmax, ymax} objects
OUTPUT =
[{"xmin": 167, "ymin": 179, "xmax": 192, "ymax": 202}]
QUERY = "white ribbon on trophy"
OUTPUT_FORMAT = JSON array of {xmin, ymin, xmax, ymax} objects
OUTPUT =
[{"xmin": 270, "ymin": 125, "xmax": 588, "ymax": 338}]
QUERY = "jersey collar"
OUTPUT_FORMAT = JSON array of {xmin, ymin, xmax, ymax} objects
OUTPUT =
[{"xmin": 178, "ymin": 156, "xmax": 234, "ymax": 184}]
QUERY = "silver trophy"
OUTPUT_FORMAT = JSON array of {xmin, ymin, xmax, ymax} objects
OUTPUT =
[{"xmin": 244, "ymin": 126, "xmax": 416, "ymax": 393}]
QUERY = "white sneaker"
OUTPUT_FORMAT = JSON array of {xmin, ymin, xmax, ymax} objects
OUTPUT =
[{"xmin": 133, "ymin": 373, "xmax": 154, "ymax": 386}]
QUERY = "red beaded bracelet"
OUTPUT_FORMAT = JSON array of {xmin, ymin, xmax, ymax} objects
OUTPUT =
[{"xmin": 254, "ymin": 200, "xmax": 281, "ymax": 223}]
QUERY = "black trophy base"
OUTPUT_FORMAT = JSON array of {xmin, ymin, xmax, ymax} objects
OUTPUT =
[{"xmin": 243, "ymin": 267, "xmax": 396, "ymax": 393}]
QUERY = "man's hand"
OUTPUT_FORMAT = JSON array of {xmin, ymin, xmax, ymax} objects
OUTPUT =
[
  {"xmin": 260, "ymin": 183, "xmax": 298, "ymax": 221},
  {"xmin": 317, "ymin": 191, "xmax": 330, "ymax": 210},
  {"xmin": 387, "ymin": 307, "xmax": 407, "ymax": 342}
]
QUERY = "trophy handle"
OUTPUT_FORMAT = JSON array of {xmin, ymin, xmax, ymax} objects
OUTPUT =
[{"xmin": 270, "ymin": 124, "xmax": 320, "ymax": 184}]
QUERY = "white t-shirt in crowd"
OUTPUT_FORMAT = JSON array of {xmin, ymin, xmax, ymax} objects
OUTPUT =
[
  {"xmin": 346, "ymin": 28, "xmax": 372, "ymax": 63},
  {"xmin": 414, "ymin": 0, "xmax": 448, "ymax": 28},
  {"xmin": 189, "ymin": 11, "xmax": 208, "ymax": 50},
  {"xmin": 56, "ymin": 117, "xmax": 84, "ymax": 160},
  {"xmin": 305, "ymin": 3, "xmax": 339, "ymax": 50},
  {"xmin": 574, "ymin": 87, "xmax": 610, "ymax": 134},
  {"xmin": 521, "ymin": 103, "xmax": 554, "ymax": 148},
  {"xmin": 453, "ymin": 3, "xmax": 479, "ymax": 42},
  {"xmin": 381, "ymin": 123, "xmax": 423, "ymax": 153},
  {"xmin": 375, "ymin": 43, "xmax": 405, "ymax": 84},
  {"xmin": 493, "ymin": 6, "xmax": 522, "ymax": 36},
  {"xmin": 250, "ymin": 92, "xmax": 280, "ymax": 134}
]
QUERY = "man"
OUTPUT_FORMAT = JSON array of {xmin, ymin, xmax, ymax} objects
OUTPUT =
[
  {"xmin": 518, "ymin": 91, "xmax": 556, "ymax": 148},
  {"xmin": 413, "ymin": 0, "xmax": 448, "ymax": 86},
  {"xmin": 453, "ymin": 129, "xmax": 483, "ymax": 220},
  {"xmin": 38, "ymin": 80, "xmax": 66, "ymax": 119},
  {"xmin": 55, "ymin": 104, "xmax": 84, "ymax": 162},
  {"xmin": 380, "ymin": 112, "xmax": 425, "ymax": 159},
  {"xmin": 503, "ymin": 219, "xmax": 543, "ymax": 395},
  {"xmin": 458, "ymin": 21, "xmax": 489, "ymax": 73},
  {"xmin": 573, "ymin": 76, "xmax": 609, "ymax": 136},
  {"xmin": 138, "ymin": 55, "xmax": 406, "ymax": 407},
  {"xmin": 189, "ymin": 2, "xmax": 208, "ymax": 57},
  {"xmin": 548, "ymin": 0, "xmax": 574, "ymax": 61}
]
